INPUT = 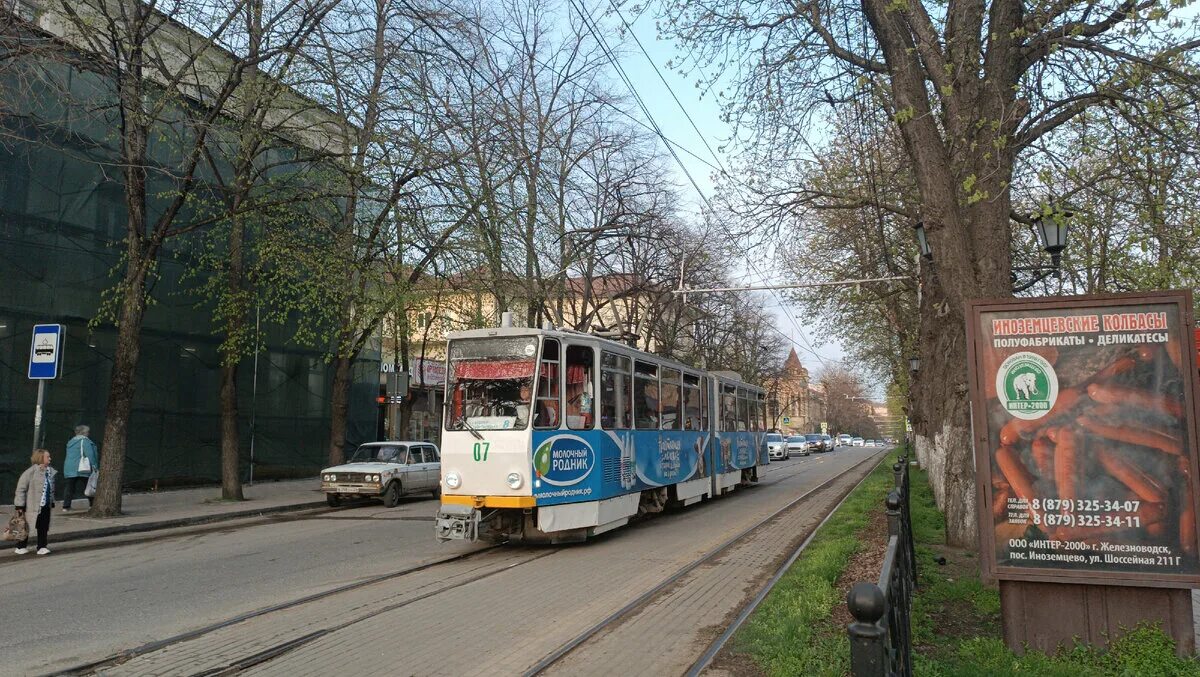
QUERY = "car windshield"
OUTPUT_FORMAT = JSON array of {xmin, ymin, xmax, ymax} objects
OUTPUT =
[
  {"xmin": 350, "ymin": 444, "xmax": 407, "ymax": 463},
  {"xmin": 788, "ymin": 436, "xmax": 804, "ymax": 443},
  {"xmin": 765, "ymin": 434, "xmax": 783, "ymax": 442},
  {"xmin": 446, "ymin": 336, "xmax": 539, "ymax": 430},
  {"xmin": 805, "ymin": 434, "xmax": 822, "ymax": 441}
]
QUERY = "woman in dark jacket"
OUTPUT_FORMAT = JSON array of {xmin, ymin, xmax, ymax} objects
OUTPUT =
[{"xmin": 13, "ymin": 448, "xmax": 56, "ymax": 555}]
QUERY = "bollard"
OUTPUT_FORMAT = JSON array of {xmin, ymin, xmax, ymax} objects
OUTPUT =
[{"xmin": 847, "ymin": 582, "xmax": 888, "ymax": 676}]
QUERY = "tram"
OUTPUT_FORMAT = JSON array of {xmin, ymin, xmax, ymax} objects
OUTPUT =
[{"xmin": 434, "ymin": 322, "xmax": 768, "ymax": 543}]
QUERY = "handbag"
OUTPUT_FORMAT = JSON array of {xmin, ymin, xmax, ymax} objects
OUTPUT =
[
  {"xmin": 2, "ymin": 512, "xmax": 28, "ymax": 542},
  {"xmin": 78, "ymin": 451, "xmax": 92, "ymax": 474},
  {"xmin": 85, "ymin": 471, "xmax": 99, "ymax": 498}
]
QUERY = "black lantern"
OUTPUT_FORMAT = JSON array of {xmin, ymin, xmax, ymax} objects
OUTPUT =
[
  {"xmin": 1033, "ymin": 211, "xmax": 1071, "ymax": 266},
  {"xmin": 909, "ymin": 355, "xmax": 920, "ymax": 373},
  {"xmin": 912, "ymin": 221, "xmax": 932, "ymax": 260}
]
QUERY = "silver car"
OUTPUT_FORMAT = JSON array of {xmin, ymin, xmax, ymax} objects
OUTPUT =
[
  {"xmin": 321, "ymin": 441, "xmax": 441, "ymax": 507},
  {"xmin": 786, "ymin": 435, "xmax": 809, "ymax": 457}
]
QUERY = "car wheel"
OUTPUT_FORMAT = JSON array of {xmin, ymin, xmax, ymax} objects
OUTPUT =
[
  {"xmin": 325, "ymin": 493, "xmax": 340, "ymax": 508},
  {"xmin": 383, "ymin": 480, "xmax": 402, "ymax": 508}
]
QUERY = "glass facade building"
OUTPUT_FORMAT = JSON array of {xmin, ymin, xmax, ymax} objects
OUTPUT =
[{"xmin": 0, "ymin": 56, "xmax": 379, "ymax": 501}]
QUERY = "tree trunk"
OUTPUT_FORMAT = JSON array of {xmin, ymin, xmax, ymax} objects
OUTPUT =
[
  {"xmin": 327, "ymin": 355, "xmax": 353, "ymax": 465},
  {"xmin": 219, "ymin": 361, "xmax": 245, "ymax": 500},
  {"xmin": 90, "ymin": 248, "xmax": 150, "ymax": 517}
]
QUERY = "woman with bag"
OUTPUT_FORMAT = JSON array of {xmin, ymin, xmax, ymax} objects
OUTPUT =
[
  {"xmin": 63, "ymin": 424, "xmax": 98, "ymax": 512},
  {"xmin": 13, "ymin": 449, "xmax": 56, "ymax": 555}
]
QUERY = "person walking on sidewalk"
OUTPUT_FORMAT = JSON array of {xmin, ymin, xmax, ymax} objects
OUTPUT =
[
  {"xmin": 63, "ymin": 424, "xmax": 98, "ymax": 512},
  {"xmin": 13, "ymin": 449, "xmax": 56, "ymax": 555}
]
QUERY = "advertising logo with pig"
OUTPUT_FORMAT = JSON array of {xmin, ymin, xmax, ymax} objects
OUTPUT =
[{"xmin": 997, "ymin": 351, "xmax": 1059, "ymax": 421}]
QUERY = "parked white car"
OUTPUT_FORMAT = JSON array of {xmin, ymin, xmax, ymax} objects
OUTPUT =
[
  {"xmin": 852, "ymin": 437, "xmax": 865, "ymax": 447},
  {"xmin": 786, "ymin": 435, "xmax": 810, "ymax": 457},
  {"xmin": 321, "ymin": 441, "xmax": 441, "ymax": 507}
]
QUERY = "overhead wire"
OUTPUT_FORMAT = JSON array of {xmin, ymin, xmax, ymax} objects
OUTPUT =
[{"xmin": 580, "ymin": 0, "xmax": 839, "ymax": 369}]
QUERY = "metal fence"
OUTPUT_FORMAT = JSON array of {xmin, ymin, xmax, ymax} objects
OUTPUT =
[{"xmin": 847, "ymin": 455, "xmax": 918, "ymax": 677}]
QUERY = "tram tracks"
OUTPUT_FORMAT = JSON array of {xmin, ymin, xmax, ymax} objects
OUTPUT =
[
  {"xmin": 525, "ymin": 449, "xmax": 889, "ymax": 676},
  {"xmin": 60, "ymin": 451, "xmax": 881, "ymax": 677}
]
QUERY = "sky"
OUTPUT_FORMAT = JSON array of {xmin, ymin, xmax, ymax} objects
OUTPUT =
[{"xmin": 580, "ymin": 2, "xmax": 853, "ymax": 377}]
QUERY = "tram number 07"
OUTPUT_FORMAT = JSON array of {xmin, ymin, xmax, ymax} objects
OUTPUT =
[{"xmin": 472, "ymin": 441, "xmax": 490, "ymax": 462}]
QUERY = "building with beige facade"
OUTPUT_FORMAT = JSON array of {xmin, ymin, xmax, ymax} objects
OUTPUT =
[{"xmin": 767, "ymin": 349, "xmax": 827, "ymax": 435}]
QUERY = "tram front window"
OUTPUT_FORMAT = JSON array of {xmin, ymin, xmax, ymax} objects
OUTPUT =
[{"xmin": 447, "ymin": 337, "xmax": 539, "ymax": 430}]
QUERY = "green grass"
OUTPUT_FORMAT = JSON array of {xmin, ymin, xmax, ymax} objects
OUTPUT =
[
  {"xmin": 727, "ymin": 453, "xmax": 900, "ymax": 676},
  {"xmin": 726, "ymin": 452, "xmax": 1200, "ymax": 676},
  {"xmin": 907, "ymin": 464, "xmax": 1200, "ymax": 677}
]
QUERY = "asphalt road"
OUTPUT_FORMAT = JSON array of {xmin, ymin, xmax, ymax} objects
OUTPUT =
[{"xmin": 0, "ymin": 447, "xmax": 882, "ymax": 675}]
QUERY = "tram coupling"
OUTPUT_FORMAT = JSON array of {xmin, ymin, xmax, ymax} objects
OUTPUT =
[{"xmin": 435, "ymin": 504, "xmax": 480, "ymax": 541}]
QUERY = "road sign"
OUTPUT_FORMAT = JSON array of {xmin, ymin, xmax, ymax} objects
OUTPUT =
[
  {"xmin": 821, "ymin": 421, "xmax": 829, "ymax": 434},
  {"xmin": 781, "ymin": 416, "xmax": 791, "ymax": 425},
  {"xmin": 28, "ymin": 324, "xmax": 64, "ymax": 380}
]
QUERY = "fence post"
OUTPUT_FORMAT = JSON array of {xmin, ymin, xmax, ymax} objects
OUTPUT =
[{"xmin": 847, "ymin": 582, "xmax": 888, "ymax": 676}]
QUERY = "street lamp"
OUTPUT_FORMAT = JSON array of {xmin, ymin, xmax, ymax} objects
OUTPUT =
[
  {"xmin": 909, "ymin": 355, "xmax": 920, "ymax": 373},
  {"xmin": 1013, "ymin": 209, "xmax": 1073, "ymax": 293},
  {"xmin": 912, "ymin": 221, "xmax": 932, "ymax": 260}
]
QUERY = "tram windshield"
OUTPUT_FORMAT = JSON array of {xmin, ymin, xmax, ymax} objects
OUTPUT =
[{"xmin": 446, "ymin": 336, "xmax": 539, "ymax": 431}]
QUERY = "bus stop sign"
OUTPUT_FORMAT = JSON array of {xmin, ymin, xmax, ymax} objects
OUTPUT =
[{"xmin": 28, "ymin": 324, "xmax": 64, "ymax": 379}]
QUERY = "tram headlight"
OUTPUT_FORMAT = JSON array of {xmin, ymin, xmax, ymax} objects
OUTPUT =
[
  {"xmin": 507, "ymin": 472, "xmax": 523, "ymax": 490},
  {"xmin": 445, "ymin": 472, "xmax": 461, "ymax": 489}
]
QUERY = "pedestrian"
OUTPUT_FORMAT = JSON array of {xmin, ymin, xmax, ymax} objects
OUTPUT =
[
  {"xmin": 63, "ymin": 424, "xmax": 99, "ymax": 511},
  {"xmin": 13, "ymin": 448, "xmax": 56, "ymax": 555}
]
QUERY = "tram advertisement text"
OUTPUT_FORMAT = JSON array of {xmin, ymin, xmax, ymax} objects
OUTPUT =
[{"xmin": 967, "ymin": 292, "xmax": 1200, "ymax": 586}]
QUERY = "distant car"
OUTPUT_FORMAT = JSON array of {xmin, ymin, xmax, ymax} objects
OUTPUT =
[
  {"xmin": 765, "ymin": 432, "xmax": 787, "ymax": 460},
  {"xmin": 852, "ymin": 437, "xmax": 865, "ymax": 447},
  {"xmin": 821, "ymin": 434, "xmax": 834, "ymax": 452},
  {"xmin": 321, "ymin": 441, "xmax": 441, "ymax": 507},
  {"xmin": 837, "ymin": 434, "xmax": 852, "ymax": 447},
  {"xmin": 786, "ymin": 435, "xmax": 809, "ymax": 457},
  {"xmin": 804, "ymin": 433, "xmax": 824, "ymax": 454}
]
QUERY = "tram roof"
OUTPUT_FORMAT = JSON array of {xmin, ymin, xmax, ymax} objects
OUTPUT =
[{"xmin": 445, "ymin": 326, "xmax": 764, "ymax": 392}]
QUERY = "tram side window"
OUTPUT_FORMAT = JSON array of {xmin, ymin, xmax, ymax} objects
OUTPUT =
[
  {"xmin": 634, "ymin": 360, "xmax": 659, "ymax": 429},
  {"xmin": 659, "ymin": 368, "xmax": 681, "ymax": 430},
  {"xmin": 736, "ymin": 389, "xmax": 749, "ymax": 432},
  {"xmin": 720, "ymin": 385, "xmax": 737, "ymax": 432},
  {"xmin": 700, "ymin": 377, "xmax": 709, "ymax": 431},
  {"xmin": 536, "ymin": 338, "xmax": 561, "ymax": 429},
  {"xmin": 565, "ymin": 345, "xmax": 595, "ymax": 430},
  {"xmin": 682, "ymin": 374, "xmax": 701, "ymax": 430},
  {"xmin": 601, "ymin": 352, "xmax": 631, "ymax": 429},
  {"xmin": 756, "ymin": 395, "xmax": 766, "ymax": 432}
]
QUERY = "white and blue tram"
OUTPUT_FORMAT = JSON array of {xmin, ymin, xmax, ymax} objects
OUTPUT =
[{"xmin": 434, "ymin": 325, "xmax": 768, "ymax": 543}]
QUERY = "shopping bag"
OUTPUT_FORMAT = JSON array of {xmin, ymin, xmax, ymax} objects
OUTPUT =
[
  {"xmin": 85, "ymin": 471, "xmax": 98, "ymax": 498},
  {"xmin": 2, "ymin": 512, "xmax": 28, "ymax": 542}
]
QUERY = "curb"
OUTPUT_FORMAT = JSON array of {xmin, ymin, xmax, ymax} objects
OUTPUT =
[{"xmin": 40, "ymin": 500, "xmax": 329, "ymax": 544}]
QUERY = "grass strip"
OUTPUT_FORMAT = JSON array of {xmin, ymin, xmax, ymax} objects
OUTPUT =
[
  {"xmin": 726, "ymin": 452, "xmax": 899, "ymax": 676},
  {"xmin": 907, "ymin": 464, "xmax": 1200, "ymax": 676}
]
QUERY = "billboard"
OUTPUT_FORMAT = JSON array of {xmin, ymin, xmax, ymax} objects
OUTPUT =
[{"xmin": 967, "ymin": 291, "xmax": 1200, "ymax": 587}]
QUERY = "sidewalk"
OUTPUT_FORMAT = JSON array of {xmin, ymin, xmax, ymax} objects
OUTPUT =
[{"xmin": 1, "ymin": 479, "xmax": 326, "ymax": 543}]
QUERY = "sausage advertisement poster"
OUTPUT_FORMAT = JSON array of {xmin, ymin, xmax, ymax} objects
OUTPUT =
[{"xmin": 967, "ymin": 291, "xmax": 1200, "ymax": 587}]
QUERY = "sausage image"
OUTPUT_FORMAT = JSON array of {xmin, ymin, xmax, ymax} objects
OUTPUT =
[
  {"xmin": 1077, "ymin": 415, "xmax": 1183, "ymax": 455},
  {"xmin": 996, "ymin": 445, "xmax": 1037, "ymax": 502},
  {"xmin": 1086, "ymin": 383, "xmax": 1184, "ymax": 419},
  {"xmin": 1181, "ymin": 504, "xmax": 1197, "ymax": 557},
  {"xmin": 1053, "ymin": 428, "xmax": 1077, "ymax": 504},
  {"xmin": 1088, "ymin": 355, "xmax": 1137, "ymax": 383},
  {"xmin": 993, "ymin": 486, "xmax": 1012, "ymax": 521},
  {"xmin": 1032, "ymin": 435, "xmax": 1054, "ymax": 476},
  {"xmin": 1136, "ymin": 344, "xmax": 1160, "ymax": 363},
  {"xmin": 1095, "ymin": 449, "xmax": 1167, "ymax": 502}
]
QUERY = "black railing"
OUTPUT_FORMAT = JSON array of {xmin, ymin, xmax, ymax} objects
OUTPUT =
[{"xmin": 847, "ymin": 456, "xmax": 917, "ymax": 677}]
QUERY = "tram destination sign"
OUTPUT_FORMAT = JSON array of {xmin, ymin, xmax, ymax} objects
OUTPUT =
[{"xmin": 966, "ymin": 291, "xmax": 1200, "ymax": 588}]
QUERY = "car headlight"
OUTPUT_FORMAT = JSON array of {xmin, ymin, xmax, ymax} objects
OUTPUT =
[
  {"xmin": 446, "ymin": 472, "xmax": 461, "ymax": 489},
  {"xmin": 507, "ymin": 472, "xmax": 523, "ymax": 489},
  {"xmin": 371, "ymin": 475, "xmax": 380, "ymax": 482},
  {"xmin": 322, "ymin": 474, "xmax": 329, "ymax": 481},
  {"xmin": 329, "ymin": 474, "xmax": 336, "ymax": 481}
]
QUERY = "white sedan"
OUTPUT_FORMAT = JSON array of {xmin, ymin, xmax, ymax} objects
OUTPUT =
[{"xmin": 321, "ymin": 441, "xmax": 441, "ymax": 507}]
